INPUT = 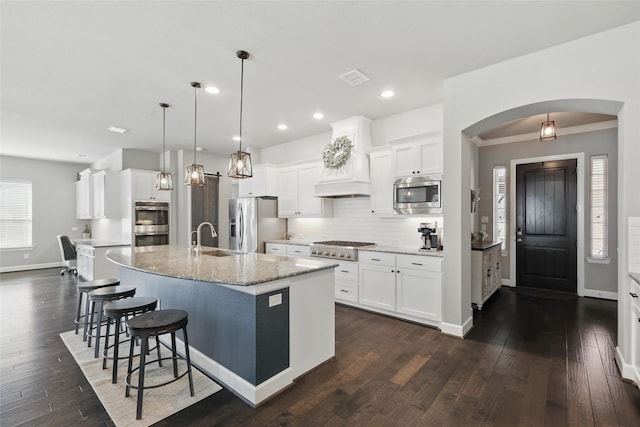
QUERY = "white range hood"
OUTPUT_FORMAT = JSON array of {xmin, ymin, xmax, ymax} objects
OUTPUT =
[{"xmin": 314, "ymin": 116, "xmax": 372, "ymax": 198}]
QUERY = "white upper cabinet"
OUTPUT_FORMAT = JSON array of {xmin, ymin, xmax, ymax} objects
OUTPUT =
[
  {"xmin": 277, "ymin": 162, "xmax": 332, "ymax": 218},
  {"xmin": 92, "ymin": 171, "xmax": 106, "ymax": 219},
  {"xmin": 76, "ymin": 169, "xmax": 92, "ymax": 219},
  {"xmin": 368, "ymin": 149, "xmax": 394, "ymax": 215},
  {"xmin": 392, "ymin": 138, "xmax": 442, "ymax": 178},
  {"xmin": 129, "ymin": 169, "xmax": 170, "ymax": 202},
  {"xmin": 238, "ymin": 164, "xmax": 278, "ymax": 198}
]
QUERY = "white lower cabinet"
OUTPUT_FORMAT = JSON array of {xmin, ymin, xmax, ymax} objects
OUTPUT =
[
  {"xmin": 265, "ymin": 242, "xmax": 287, "ymax": 255},
  {"xmin": 357, "ymin": 251, "xmax": 442, "ymax": 323},
  {"xmin": 75, "ymin": 243, "xmax": 124, "ymax": 281},
  {"xmin": 265, "ymin": 242, "xmax": 310, "ymax": 258},
  {"xmin": 335, "ymin": 261, "xmax": 358, "ymax": 303},
  {"xmin": 76, "ymin": 245, "xmax": 95, "ymax": 281},
  {"xmin": 630, "ymin": 278, "xmax": 640, "ymax": 388}
]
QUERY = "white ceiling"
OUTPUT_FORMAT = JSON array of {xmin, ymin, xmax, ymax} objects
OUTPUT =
[{"xmin": 2, "ymin": 1, "xmax": 640, "ymax": 164}]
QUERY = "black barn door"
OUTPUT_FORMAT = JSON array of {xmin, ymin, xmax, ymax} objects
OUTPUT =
[{"xmin": 516, "ymin": 159, "xmax": 577, "ymax": 293}]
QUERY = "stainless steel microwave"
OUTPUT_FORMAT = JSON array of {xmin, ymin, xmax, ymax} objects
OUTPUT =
[{"xmin": 393, "ymin": 176, "xmax": 442, "ymax": 214}]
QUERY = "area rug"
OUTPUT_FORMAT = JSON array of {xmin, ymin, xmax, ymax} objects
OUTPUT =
[{"xmin": 60, "ymin": 330, "xmax": 222, "ymax": 427}]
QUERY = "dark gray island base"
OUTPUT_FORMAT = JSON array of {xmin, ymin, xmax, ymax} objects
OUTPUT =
[{"xmin": 107, "ymin": 246, "xmax": 337, "ymax": 406}]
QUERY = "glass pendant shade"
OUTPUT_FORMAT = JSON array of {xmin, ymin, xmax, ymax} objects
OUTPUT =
[
  {"xmin": 227, "ymin": 151, "xmax": 253, "ymax": 178},
  {"xmin": 539, "ymin": 113, "xmax": 557, "ymax": 141},
  {"xmin": 156, "ymin": 103, "xmax": 174, "ymax": 190},
  {"xmin": 184, "ymin": 163, "xmax": 205, "ymax": 186},
  {"xmin": 156, "ymin": 172, "xmax": 174, "ymax": 190}
]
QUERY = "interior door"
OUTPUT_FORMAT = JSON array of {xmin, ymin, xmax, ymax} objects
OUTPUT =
[{"xmin": 516, "ymin": 159, "xmax": 577, "ymax": 293}]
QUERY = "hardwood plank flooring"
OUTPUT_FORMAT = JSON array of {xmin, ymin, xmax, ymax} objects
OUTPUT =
[{"xmin": 1, "ymin": 269, "xmax": 639, "ymax": 426}]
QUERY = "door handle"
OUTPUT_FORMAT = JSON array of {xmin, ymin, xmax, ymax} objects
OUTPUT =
[
  {"xmin": 630, "ymin": 292, "xmax": 638, "ymax": 298},
  {"xmin": 516, "ymin": 238, "xmax": 523, "ymax": 243}
]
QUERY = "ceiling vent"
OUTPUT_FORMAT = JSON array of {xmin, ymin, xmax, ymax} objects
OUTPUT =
[{"xmin": 338, "ymin": 69, "xmax": 370, "ymax": 87}]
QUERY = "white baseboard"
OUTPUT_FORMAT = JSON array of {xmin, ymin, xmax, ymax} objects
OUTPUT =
[
  {"xmin": 440, "ymin": 315, "xmax": 473, "ymax": 338},
  {"xmin": 0, "ymin": 262, "xmax": 62, "ymax": 273},
  {"xmin": 615, "ymin": 346, "xmax": 639, "ymax": 386},
  {"xmin": 501, "ymin": 279, "xmax": 514, "ymax": 287},
  {"xmin": 583, "ymin": 289, "xmax": 618, "ymax": 301}
]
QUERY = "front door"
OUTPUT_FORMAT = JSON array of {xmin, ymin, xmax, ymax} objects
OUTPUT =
[{"xmin": 516, "ymin": 159, "xmax": 577, "ymax": 293}]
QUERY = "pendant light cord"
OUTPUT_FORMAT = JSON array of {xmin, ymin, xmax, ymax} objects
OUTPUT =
[
  {"xmin": 239, "ymin": 57, "xmax": 244, "ymax": 153},
  {"xmin": 162, "ymin": 105, "xmax": 166, "ymax": 172},
  {"xmin": 193, "ymin": 84, "xmax": 198, "ymax": 164}
]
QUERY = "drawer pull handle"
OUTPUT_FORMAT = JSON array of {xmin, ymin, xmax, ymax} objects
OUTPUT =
[
  {"xmin": 487, "ymin": 269, "xmax": 492, "ymax": 277},
  {"xmin": 371, "ymin": 258, "xmax": 381, "ymax": 261},
  {"xmin": 411, "ymin": 262, "xmax": 423, "ymax": 266},
  {"xmin": 340, "ymin": 289, "xmax": 348, "ymax": 293},
  {"xmin": 340, "ymin": 270, "xmax": 349, "ymax": 273},
  {"xmin": 630, "ymin": 292, "xmax": 638, "ymax": 298}
]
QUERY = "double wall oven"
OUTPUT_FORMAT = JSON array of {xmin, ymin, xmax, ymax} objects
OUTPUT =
[{"xmin": 133, "ymin": 201, "xmax": 169, "ymax": 248}]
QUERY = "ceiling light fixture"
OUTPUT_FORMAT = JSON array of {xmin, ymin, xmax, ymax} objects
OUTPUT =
[
  {"xmin": 277, "ymin": 124, "xmax": 288, "ymax": 130},
  {"xmin": 107, "ymin": 125, "xmax": 128, "ymax": 133},
  {"xmin": 205, "ymin": 86, "xmax": 220, "ymax": 94},
  {"xmin": 381, "ymin": 90, "xmax": 395, "ymax": 98},
  {"xmin": 184, "ymin": 82, "xmax": 205, "ymax": 186},
  {"xmin": 313, "ymin": 112, "xmax": 324, "ymax": 120},
  {"xmin": 227, "ymin": 50, "xmax": 253, "ymax": 179},
  {"xmin": 540, "ymin": 113, "xmax": 557, "ymax": 141},
  {"xmin": 155, "ymin": 103, "xmax": 174, "ymax": 191}
]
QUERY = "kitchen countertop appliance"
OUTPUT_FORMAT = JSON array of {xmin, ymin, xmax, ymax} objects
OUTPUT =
[
  {"xmin": 418, "ymin": 222, "xmax": 438, "ymax": 250},
  {"xmin": 310, "ymin": 240, "xmax": 376, "ymax": 261},
  {"xmin": 229, "ymin": 197, "xmax": 286, "ymax": 253}
]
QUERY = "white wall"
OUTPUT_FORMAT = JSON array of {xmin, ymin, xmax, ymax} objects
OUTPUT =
[
  {"xmin": 0, "ymin": 156, "xmax": 90, "ymax": 271},
  {"xmin": 443, "ymin": 22, "xmax": 640, "ymax": 371}
]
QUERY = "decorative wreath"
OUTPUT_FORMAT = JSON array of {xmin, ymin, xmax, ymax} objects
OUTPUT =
[{"xmin": 322, "ymin": 136, "xmax": 353, "ymax": 169}]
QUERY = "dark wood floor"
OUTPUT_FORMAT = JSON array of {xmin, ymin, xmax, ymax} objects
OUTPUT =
[{"xmin": 1, "ymin": 269, "xmax": 639, "ymax": 426}]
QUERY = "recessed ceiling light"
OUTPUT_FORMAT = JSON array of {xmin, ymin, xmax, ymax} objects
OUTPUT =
[
  {"xmin": 196, "ymin": 147, "xmax": 206, "ymax": 152},
  {"xmin": 205, "ymin": 86, "xmax": 220, "ymax": 94},
  {"xmin": 233, "ymin": 136, "xmax": 241, "ymax": 141},
  {"xmin": 313, "ymin": 112, "xmax": 324, "ymax": 120},
  {"xmin": 277, "ymin": 124, "xmax": 288, "ymax": 130},
  {"xmin": 381, "ymin": 90, "xmax": 395, "ymax": 98},
  {"xmin": 107, "ymin": 125, "xmax": 129, "ymax": 133}
]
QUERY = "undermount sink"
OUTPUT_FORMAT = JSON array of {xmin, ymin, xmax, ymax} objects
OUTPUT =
[{"xmin": 201, "ymin": 250, "xmax": 235, "ymax": 257}]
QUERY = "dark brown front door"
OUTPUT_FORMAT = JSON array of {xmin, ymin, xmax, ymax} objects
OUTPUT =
[{"xmin": 516, "ymin": 159, "xmax": 577, "ymax": 293}]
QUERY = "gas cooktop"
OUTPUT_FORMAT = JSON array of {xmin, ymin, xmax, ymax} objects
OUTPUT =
[{"xmin": 310, "ymin": 240, "xmax": 376, "ymax": 261}]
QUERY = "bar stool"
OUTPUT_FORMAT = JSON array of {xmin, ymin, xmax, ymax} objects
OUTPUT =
[
  {"xmin": 75, "ymin": 278, "xmax": 120, "ymax": 341},
  {"xmin": 102, "ymin": 297, "xmax": 158, "ymax": 384},
  {"xmin": 87, "ymin": 285, "xmax": 136, "ymax": 358},
  {"xmin": 125, "ymin": 309, "xmax": 194, "ymax": 420}
]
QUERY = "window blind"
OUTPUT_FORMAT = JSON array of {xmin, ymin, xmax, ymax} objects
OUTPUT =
[
  {"xmin": 590, "ymin": 155, "xmax": 608, "ymax": 258},
  {"xmin": 0, "ymin": 181, "xmax": 33, "ymax": 249},
  {"xmin": 493, "ymin": 166, "xmax": 507, "ymax": 251}
]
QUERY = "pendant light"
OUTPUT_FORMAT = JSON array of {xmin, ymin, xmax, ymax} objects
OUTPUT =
[
  {"xmin": 540, "ymin": 113, "xmax": 557, "ymax": 141},
  {"xmin": 155, "ymin": 103, "xmax": 174, "ymax": 190},
  {"xmin": 185, "ymin": 82, "xmax": 205, "ymax": 186},
  {"xmin": 227, "ymin": 50, "xmax": 253, "ymax": 178}
]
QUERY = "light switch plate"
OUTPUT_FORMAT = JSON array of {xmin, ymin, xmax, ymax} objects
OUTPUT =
[
  {"xmin": 481, "ymin": 216, "xmax": 489, "ymax": 223},
  {"xmin": 481, "ymin": 224, "xmax": 487, "ymax": 231},
  {"xmin": 269, "ymin": 293, "xmax": 282, "ymax": 307}
]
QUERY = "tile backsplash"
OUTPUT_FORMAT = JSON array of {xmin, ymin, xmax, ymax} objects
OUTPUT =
[{"xmin": 287, "ymin": 197, "xmax": 443, "ymax": 248}]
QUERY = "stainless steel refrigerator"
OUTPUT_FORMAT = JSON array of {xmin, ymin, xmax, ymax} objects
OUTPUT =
[{"xmin": 229, "ymin": 197, "xmax": 286, "ymax": 253}]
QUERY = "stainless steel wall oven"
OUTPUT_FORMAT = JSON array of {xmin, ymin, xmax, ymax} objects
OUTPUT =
[{"xmin": 133, "ymin": 201, "xmax": 169, "ymax": 247}]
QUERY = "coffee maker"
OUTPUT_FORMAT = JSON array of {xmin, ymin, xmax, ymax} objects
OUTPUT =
[{"xmin": 418, "ymin": 222, "xmax": 438, "ymax": 250}]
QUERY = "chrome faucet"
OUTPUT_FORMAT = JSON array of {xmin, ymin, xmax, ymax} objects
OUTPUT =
[{"xmin": 195, "ymin": 222, "xmax": 217, "ymax": 254}]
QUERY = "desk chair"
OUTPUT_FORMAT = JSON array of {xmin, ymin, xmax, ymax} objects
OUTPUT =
[{"xmin": 57, "ymin": 234, "xmax": 77, "ymax": 275}]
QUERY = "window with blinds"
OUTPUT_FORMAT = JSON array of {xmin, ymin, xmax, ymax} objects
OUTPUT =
[
  {"xmin": 0, "ymin": 181, "xmax": 33, "ymax": 249},
  {"xmin": 493, "ymin": 166, "xmax": 507, "ymax": 252},
  {"xmin": 590, "ymin": 155, "xmax": 608, "ymax": 258}
]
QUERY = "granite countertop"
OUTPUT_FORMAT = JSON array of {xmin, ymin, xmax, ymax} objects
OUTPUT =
[
  {"xmin": 630, "ymin": 272, "xmax": 640, "ymax": 285},
  {"xmin": 72, "ymin": 238, "xmax": 130, "ymax": 248},
  {"xmin": 361, "ymin": 245, "xmax": 444, "ymax": 257},
  {"xmin": 471, "ymin": 240, "xmax": 503, "ymax": 251},
  {"xmin": 105, "ymin": 245, "xmax": 338, "ymax": 286}
]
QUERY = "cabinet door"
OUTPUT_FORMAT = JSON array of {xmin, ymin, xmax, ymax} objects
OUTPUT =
[
  {"xmin": 238, "ymin": 166, "xmax": 258, "ymax": 197},
  {"xmin": 392, "ymin": 144, "xmax": 416, "ymax": 177},
  {"xmin": 396, "ymin": 268, "xmax": 442, "ymax": 321},
  {"xmin": 491, "ymin": 246, "xmax": 502, "ymax": 291},
  {"xmin": 277, "ymin": 167, "xmax": 299, "ymax": 217},
  {"xmin": 76, "ymin": 171, "xmax": 92, "ymax": 219},
  {"xmin": 369, "ymin": 150, "xmax": 394, "ymax": 215},
  {"xmin": 286, "ymin": 244, "xmax": 310, "ymax": 258},
  {"xmin": 482, "ymin": 251, "xmax": 492, "ymax": 298},
  {"xmin": 265, "ymin": 242, "xmax": 287, "ymax": 255},
  {"xmin": 416, "ymin": 140, "xmax": 442, "ymax": 175},
  {"xmin": 359, "ymin": 263, "xmax": 396, "ymax": 311},
  {"xmin": 132, "ymin": 172, "xmax": 154, "ymax": 200},
  {"xmin": 92, "ymin": 172, "xmax": 106, "ymax": 219},
  {"xmin": 631, "ymin": 301, "xmax": 640, "ymax": 384},
  {"xmin": 297, "ymin": 163, "xmax": 323, "ymax": 216}
]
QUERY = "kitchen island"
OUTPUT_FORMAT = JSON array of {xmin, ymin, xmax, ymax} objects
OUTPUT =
[{"xmin": 106, "ymin": 245, "xmax": 338, "ymax": 406}]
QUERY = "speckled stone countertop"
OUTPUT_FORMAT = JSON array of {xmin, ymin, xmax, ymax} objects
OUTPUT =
[
  {"xmin": 105, "ymin": 245, "xmax": 338, "ymax": 286},
  {"xmin": 630, "ymin": 272, "xmax": 640, "ymax": 285},
  {"xmin": 360, "ymin": 246, "xmax": 444, "ymax": 257},
  {"xmin": 73, "ymin": 238, "xmax": 130, "ymax": 248}
]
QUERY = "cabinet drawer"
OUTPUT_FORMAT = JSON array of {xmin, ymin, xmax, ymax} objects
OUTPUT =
[
  {"xmin": 266, "ymin": 243, "xmax": 287, "ymax": 255},
  {"xmin": 335, "ymin": 262, "xmax": 358, "ymax": 282},
  {"xmin": 335, "ymin": 282, "xmax": 358, "ymax": 302},
  {"xmin": 358, "ymin": 251, "xmax": 395, "ymax": 266},
  {"xmin": 397, "ymin": 255, "xmax": 441, "ymax": 272},
  {"xmin": 286, "ymin": 244, "xmax": 310, "ymax": 258}
]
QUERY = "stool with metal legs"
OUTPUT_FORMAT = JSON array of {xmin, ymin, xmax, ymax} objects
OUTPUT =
[
  {"xmin": 87, "ymin": 285, "xmax": 136, "ymax": 358},
  {"xmin": 102, "ymin": 297, "xmax": 159, "ymax": 384},
  {"xmin": 125, "ymin": 309, "xmax": 194, "ymax": 420},
  {"xmin": 75, "ymin": 278, "xmax": 120, "ymax": 340}
]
